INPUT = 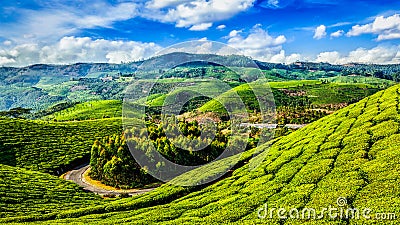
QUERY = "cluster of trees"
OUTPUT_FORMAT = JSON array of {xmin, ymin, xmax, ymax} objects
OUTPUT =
[
  {"xmin": 277, "ymin": 106, "xmax": 328, "ymax": 124},
  {"xmin": 0, "ymin": 117, "xmax": 122, "ymax": 175},
  {"xmin": 256, "ymin": 61, "xmax": 400, "ymax": 81},
  {"xmin": 89, "ymin": 118, "xmax": 232, "ymax": 188},
  {"xmin": 89, "ymin": 134, "xmax": 155, "ymax": 188},
  {"xmin": 0, "ymin": 107, "xmax": 31, "ymax": 118}
]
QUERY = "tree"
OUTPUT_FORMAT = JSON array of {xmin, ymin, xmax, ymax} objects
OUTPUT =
[
  {"xmin": 373, "ymin": 71, "xmax": 384, "ymax": 79},
  {"xmin": 0, "ymin": 107, "xmax": 31, "ymax": 118}
]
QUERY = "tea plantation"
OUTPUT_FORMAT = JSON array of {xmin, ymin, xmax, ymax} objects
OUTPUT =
[
  {"xmin": 0, "ymin": 118, "xmax": 124, "ymax": 175},
  {"xmin": 199, "ymin": 80, "xmax": 383, "ymax": 114},
  {"xmin": 0, "ymin": 164, "xmax": 103, "ymax": 219},
  {"xmin": 42, "ymin": 100, "xmax": 122, "ymax": 121},
  {"xmin": 3, "ymin": 83, "xmax": 399, "ymax": 224}
]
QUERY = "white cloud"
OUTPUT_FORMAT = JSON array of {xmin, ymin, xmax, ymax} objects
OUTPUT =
[
  {"xmin": 0, "ymin": 56, "xmax": 16, "ymax": 65},
  {"xmin": 228, "ymin": 30, "xmax": 242, "ymax": 37},
  {"xmin": 216, "ymin": 25, "xmax": 226, "ymax": 30},
  {"xmin": 3, "ymin": 40, "xmax": 12, "ymax": 46},
  {"xmin": 378, "ymin": 33, "xmax": 400, "ymax": 40},
  {"xmin": 313, "ymin": 25, "xmax": 327, "ymax": 39},
  {"xmin": 0, "ymin": 36, "xmax": 162, "ymax": 66},
  {"xmin": 189, "ymin": 23, "xmax": 213, "ymax": 31},
  {"xmin": 146, "ymin": 0, "xmax": 192, "ymax": 9},
  {"xmin": 330, "ymin": 30, "xmax": 344, "ymax": 38},
  {"xmin": 347, "ymin": 14, "xmax": 400, "ymax": 41},
  {"xmin": 1, "ymin": 0, "xmax": 255, "ymax": 43},
  {"xmin": 2, "ymin": 36, "xmax": 399, "ymax": 67},
  {"xmin": 329, "ymin": 22, "xmax": 352, "ymax": 28},
  {"xmin": 0, "ymin": 1, "xmax": 138, "ymax": 43},
  {"xmin": 228, "ymin": 26, "xmax": 286, "ymax": 49},
  {"xmin": 143, "ymin": 0, "xmax": 255, "ymax": 29},
  {"xmin": 270, "ymin": 50, "xmax": 302, "ymax": 64},
  {"xmin": 226, "ymin": 25, "xmax": 290, "ymax": 62},
  {"xmin": 159, "ymin": 41, "xmax": 218, "ymax": 55},
  {"xmin": 316, "ymin": 51, "xmax": 341, "ymax": 64},
  {"xmin": 316, "ymin": 45, "xmax": 400, "ymax": 64}
]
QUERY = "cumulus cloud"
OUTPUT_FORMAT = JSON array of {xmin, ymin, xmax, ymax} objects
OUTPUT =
[
  {"xmin": 216, "ymin": 25, "xmax": 227, "ymax": 30},
  {"xmin": 270, "ymin": 50, "xmax": 302, "ymax": 64},
  {"xmin": 316, "ymin": 51, "xmax": 341, "ymax": 63},
  {"xmin": 225, "ymin": 25, "xmax": 292, "ymax": 62},
  {"xmin": 316, "ymin": 45, "xmax": 400, "ymax": 64},
  {"xmin": 143, "ymin": 0, "xmax": 255, "ymax": 30},
  {"xmin": 189, "ymin": 23, "xmax": 213, "ymax": 31},
  {"xmin": 347, "ymin": 14, "xmax": 400, "ymax": 41},
  {"xmin": 159, "ymin": 40, "xmax": 222, "ymax": 56},
  {"xmin": 146, "ymin": 0, "xmax": 192, "ymax": 9},
  {"xmin": 228, "ymin": 29, "xmax": 242, "ymax": 37},
  {"xmin": 0, "ymin": 56, "xmax": 16, "ymax": 65},
  {"xmin": 313, "ymin": 25, "xmax": 327, "ymax": 39},
  {"xmin": 0, "ymin": 37, "xmax": 162, "ymax": 66},
  {"xmin": 228, "ymin": 26, "xmax": 286, "ymax": 48},
  {"xmin": 1, "ymin": 0, "xmax": 255, "ymax": 44},
  {"xmin": 0, "ymin": 1, "xmax": 138, "ymax": 43},
  {"xmin": 3, "ymin": 40, "xmax": 12, "ymax": 46},
  {"xmin": 330, "ymin": 30, "xmax": 344, "ymax": 38}
]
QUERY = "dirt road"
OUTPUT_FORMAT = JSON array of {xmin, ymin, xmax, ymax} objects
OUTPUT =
[{"xmin": 64, "ymin": 164, "xmax": 155, "ymax": 196}]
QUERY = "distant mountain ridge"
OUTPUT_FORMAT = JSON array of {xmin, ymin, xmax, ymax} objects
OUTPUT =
[
  {"xmin": 0, "ymin": 62, "xmax": 141, "ymax": 86},
  {"xmin": 1, "ymin": 52, "xmax": 400, "ymax": 82}
]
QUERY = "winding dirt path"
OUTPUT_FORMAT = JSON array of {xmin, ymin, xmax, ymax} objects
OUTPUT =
[{"xmin": 64, "ymin": 164, "xmax": 155, "ymax": 196}]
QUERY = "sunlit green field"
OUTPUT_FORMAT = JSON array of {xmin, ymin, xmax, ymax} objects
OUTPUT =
[{"xmin": 1, "ymin": 83, "xmax": 399, "ymax": 224}]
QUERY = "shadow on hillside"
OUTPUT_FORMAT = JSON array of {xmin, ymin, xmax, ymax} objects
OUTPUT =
[{"xmin": 0, "ymin": 143, "xmax": 17, "ymax": 167}]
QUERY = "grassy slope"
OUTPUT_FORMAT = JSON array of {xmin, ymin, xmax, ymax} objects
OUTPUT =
[
  {"xmin": 198, "ymin": 82, "xmax": 271, "ymax": 113},
  {"xmin": 322, "ymin": 75, "xmax": 395, "ymax": 88},
  {"xmin": 8, "ymin": 84, "xmax": 400, "ymax": 224},
  {"xmin": 304, "ymin": 83, "xmax": 380, "ymax": 105},
  {"xmin": 199, "ymin": 80, "xmax": 384, "ymax": 113},
  {"xmin": 268, "ymin": 80, "xmax": 321, "ymax": 88},
  {"xmin": 146, "ymin": 80, "xmax": 231, "ymax": 108},
  {"xmin": 0, "ymin": 118, "xmax": 123, "ymax": 174},
  {"xmin": 0, "ymin": 164, "xmax": 103, "ymax": 219},
  {"xmin": 42, "ymin": 100, "xmax": 122, "ymax": 121}
]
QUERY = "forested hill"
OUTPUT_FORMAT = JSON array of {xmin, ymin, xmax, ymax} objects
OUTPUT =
[{"xmin": 1, "ymin": 52, "xmax": 400, "ymax": 84}]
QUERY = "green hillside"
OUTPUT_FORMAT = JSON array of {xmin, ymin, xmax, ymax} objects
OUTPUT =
[
  {"xmin": 28, "ymin": 78, "xmax": 390, "ymax": 122},
  {"xmin": 322, "ymin": 75, "xmax": 395, "ymax": 88},
  {"xmin": 0, "ymin": 164, "xmax": 103, "ymax": 219},
  {"xmin": 0, "ymin": 118, "xmax": 123, "ymax": 174},
  {"xmin": 199, "ymin": 80, "xmax": 383, "ymax": 113},
  {"xmin": 42, "ymin": 100, "xmax": 122, "ymax": 121},
  {"xmin": 5, "ymin": 83, "xmax": 399, "ymax": 224},
  {"xmin": 199, "ymin": 82, "xmax": 272, "ymax": 113},
  {"xmin": 144, "ymin": 79, "xmax": 231, "ymax": 107}
]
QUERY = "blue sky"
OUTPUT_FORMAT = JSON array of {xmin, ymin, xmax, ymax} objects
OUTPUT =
[{"xmin": 1, "ymin": 0, "xmax": 400, "ymax": 66}]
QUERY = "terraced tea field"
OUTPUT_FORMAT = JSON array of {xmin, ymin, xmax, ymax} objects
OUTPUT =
[
  {"xmin": 0, "ymin": 118, "xmax": 123, "ymax": 174},
  {"xmin": 42, "ymin": 100, "xmax": 122, "ymax": 121},
  {"xmin": 0, "ymin": 164, "xmax": 103, "ymax": 219},
  {"xmin": 2, "ymin": 83, "xmax": 398, "ymax": 224}
]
